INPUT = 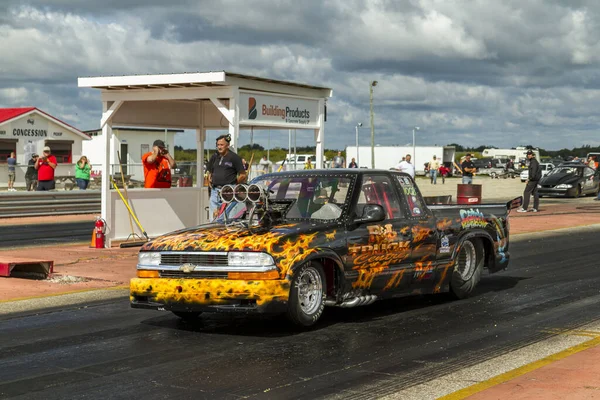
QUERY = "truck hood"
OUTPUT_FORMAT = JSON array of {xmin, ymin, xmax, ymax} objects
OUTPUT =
[{"xmin": 140, "ymin": 221, "xmax": 341, "ymax": 254}]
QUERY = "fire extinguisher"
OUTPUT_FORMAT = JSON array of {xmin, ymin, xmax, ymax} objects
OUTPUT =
[{"xmin": 95, "ymin": 217, "xmax": 107, "ymax": 249}]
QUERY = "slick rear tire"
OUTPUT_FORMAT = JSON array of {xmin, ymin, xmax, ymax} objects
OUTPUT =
[
  {"xmin": 172, "ymin": 311, "xmax": 202, "ymax": 321},
  {"xmin": 287, "ymin": 261, "xmax": 326, "ymax": 327},
  {"xmin": 450, "ymin": 239, "xmax": 484, "ymax": 299}
]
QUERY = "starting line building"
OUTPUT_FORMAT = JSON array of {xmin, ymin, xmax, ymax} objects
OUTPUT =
[{"xmin": 78, "ymin": 71, "xmax": 332, "ymax": 247}]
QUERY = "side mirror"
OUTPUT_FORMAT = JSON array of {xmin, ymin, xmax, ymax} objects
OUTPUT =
[{"xmin": 354, "ymin": 204, "xmax": 386, "ymax": 224}]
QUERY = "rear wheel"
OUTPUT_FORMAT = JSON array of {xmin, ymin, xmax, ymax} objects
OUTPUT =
[
  {"xmin": 450, "ymin": 239, "xmax": 484, "ymax": 299},
  {"xmin": 287, "ymin": 262, "xmax": 326, "ymax": 327},
  {"xmin": 172, "ymin": 311, "xmax": 202, "ymax": 321}
]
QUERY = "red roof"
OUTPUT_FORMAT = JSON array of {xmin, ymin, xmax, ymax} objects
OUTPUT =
[
  {"xmin": 0, "ymin": 107, "xmax": 36, "ymax": 124},
  {"xmin": 0, "ymin": 107, "xmax": 89, "ymax": 139}
]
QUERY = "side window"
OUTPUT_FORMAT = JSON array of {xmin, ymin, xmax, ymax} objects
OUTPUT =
[
  {"xmin": 358, "ymin": 175, "xmax": 401, "ymax": 219},
  {"xmin": 394, "ymin": 175, "xmax": 426, "ymax": 217}
]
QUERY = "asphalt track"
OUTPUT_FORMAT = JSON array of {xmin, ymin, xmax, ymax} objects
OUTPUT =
[
  {"xmin": 1, "ymin": 227, "xmax": 600, "ymax": 399},
  {"xmin": 0, "ymin": 222, "xmax": 91, "ymax": 248}
]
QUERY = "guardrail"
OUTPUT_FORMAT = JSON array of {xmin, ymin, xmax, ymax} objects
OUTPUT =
[{"xmin": 0, "ymin": 191, "xmax": 100, "ymax": 218}]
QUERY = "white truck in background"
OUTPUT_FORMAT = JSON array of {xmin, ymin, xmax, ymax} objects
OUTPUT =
[
  {"xmin": 344, "ymin": 145, "xmax": 456, "ymax": 175},
  {"xmin": 482, "ymin": 147, "xmax": 540, "ymax": 165}
]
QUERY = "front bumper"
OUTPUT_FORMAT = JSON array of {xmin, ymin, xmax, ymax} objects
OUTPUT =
[
  {"xmin": 538, "ymin": 187, "xmax": 569, "ymax": 196},
  {"xmin": 130, "ymin": 278, "xmax": 290, "ymax": 314}
]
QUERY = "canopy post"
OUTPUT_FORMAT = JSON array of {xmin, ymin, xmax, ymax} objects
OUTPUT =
[
  {"xmin": 228, "ymin": 88, "xmax": 240, "ymax": 151},
  {"xmin": 101, "ymin": 101, "xmax": 114, "ymax": 248},
  {"xmin": 315, "ymin": 99, "xmax": 325, "ymax": 168}
]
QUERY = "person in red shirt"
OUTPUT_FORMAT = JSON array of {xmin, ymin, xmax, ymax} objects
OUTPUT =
[
  {"xmin": 142, "ymin": 140, "xmax": 176, "ymax": 188},
  {"xmin": 35, "ymin": 146, "xmax": 57, "ymax": 191}
]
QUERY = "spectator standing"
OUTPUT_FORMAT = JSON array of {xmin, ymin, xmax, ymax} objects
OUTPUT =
[
  {"xmin": 460, "ymin": 154, "xmax": 476, "ymax": 184},
  {"xmin": 333, "ymin": 151, "xmax": 345, "ymax": 168},
  {"xmin": 35, "ymin": 146, "xmax": 57, "ymax": 191},
  {"xmin": 304, "ymin": 157, "xmax": 314, "ymax": 170},
  {"xmin": 25, "ymin": 154, "xmax": 38, "ymax": 191},
  {"xmin": 348, "ymin": 158, "xmax": 358, "ymax": 168},
  {"xmin": 517, "ymin": 150, "xmax": 541, "ymax": 212},
  {"xmin": 7, "ymin": 152, "xmax": 16, "ymax": 191},
  {"xmin": 142, "ymin": 140, "xmax": 176, "ymax": 188},
  {"xmin": 429, "ymin": 155, "xmax": 440, "ymax": 184},
  {"xmin": 394, "ymin": 154, "xmax": 415, "ymax": 178},
  {"xmin": 438, "ymin": 165, "xmax": 450, "ymax": 184},
  {"xmin": 75, "ymin": 156, "xmax": 92, "ymax": 190},
  {"xmin": 258, "ymin": 155, "xmax": 272, "ymax": 174},
  {"xmin": 206, "ymin": 134, "xmax": 246, "ymax": 220},
  {"xmin": 588, "ymin": 156, "xmax": 596, "ymax": 169}
]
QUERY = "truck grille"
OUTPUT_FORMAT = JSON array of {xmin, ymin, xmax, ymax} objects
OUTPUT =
[
  {"xmin": 160, "ymin": 253, "xmax": 228, "ymax": 266},
  {"xmin": 159, "ymin": 271, "xmax": 228, "ymax": 279}
]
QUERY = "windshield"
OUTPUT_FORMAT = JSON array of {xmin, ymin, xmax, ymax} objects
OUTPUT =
[
  {"xmin": 548, "ymin": 167, "xmax": 581, "ymax": 176},
  {"xmin": 249, "ymin": 174, "xmax": 355, "ymax": 221}
]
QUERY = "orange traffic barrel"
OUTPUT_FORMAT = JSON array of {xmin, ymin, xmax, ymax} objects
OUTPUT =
[{"xmin": 457, "ymin": 184, "xmax": 482, "ymax": 205}]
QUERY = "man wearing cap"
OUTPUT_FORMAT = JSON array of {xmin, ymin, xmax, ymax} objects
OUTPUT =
[
  {"xmin": 142, "ymin": 140, "xmax": 176, "ymax": 188},
  {"xmin": 35, "ymin": 146, "xmax": 57, "ymax": 191},
  {"xmin": 460, "ymin": 153, "xmax": 476, "ymax": 184},
  {"xmin": 206, "ymin": 134, "xmax": 246, "ymax": 221},
  {"xmin": 25, "ymin": 153, "xmax": 39, "ymax": 191},
  {"xmin": 517, "ymin": 150, "xmax": 541, "ymax": 213}
]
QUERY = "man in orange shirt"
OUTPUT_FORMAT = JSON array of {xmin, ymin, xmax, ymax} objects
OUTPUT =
[{"xmin": 142, "ymin": 140, "xmax": 176, "ymax": 188}]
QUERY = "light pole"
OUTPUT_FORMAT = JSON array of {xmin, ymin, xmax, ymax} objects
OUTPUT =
[
  {"xmin": 369, "ymin": 81, "xmax": 378, "ymax": 169},
  {"xmin": 355, "ymin": 122, "xmax": 362, "ymax": 167},
  {"xmin": 412, "ymin": 126, "xmax": 420, "ymax": 170}
]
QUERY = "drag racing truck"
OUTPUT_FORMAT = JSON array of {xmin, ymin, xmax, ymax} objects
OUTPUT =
[{"xmin": 131, "ymin": 169, "xmax": 521, "ymax": 327}]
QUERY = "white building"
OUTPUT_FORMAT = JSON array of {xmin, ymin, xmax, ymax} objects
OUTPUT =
[
  {"xmin": 0, "ymin": 107, "xmax": 90, "ymax": 187},
  {"xmin": 83, "ymin": 127, "xmax": 182, "ymax": 182}
]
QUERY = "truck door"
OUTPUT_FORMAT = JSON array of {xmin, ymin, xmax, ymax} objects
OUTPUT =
[
  {"xmin": 346, "ymin": 173, "xmax": 414, "ymax": 295},
  {"xmin": 391, "ymin": 174, "xmax": 440, "ymax": 290}
]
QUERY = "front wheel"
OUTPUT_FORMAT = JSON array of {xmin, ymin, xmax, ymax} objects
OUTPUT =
[
  {"xmin": 569, "ymin": 185, "xmax": 582, "ymax": 198},
  {"xmin": 287, "ymin": 262, "xmax": 326, "ymax": 327},
  {"xmin": 450, "ymin": 239, "xmax": 484, "ymax": 299}
]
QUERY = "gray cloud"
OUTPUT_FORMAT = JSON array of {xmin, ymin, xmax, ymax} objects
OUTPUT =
[{"xmin": 1, "ymin": 0, "xmax": 600, "ymax": 150}]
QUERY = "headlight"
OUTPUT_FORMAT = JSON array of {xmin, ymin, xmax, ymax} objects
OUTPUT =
[
  {"xmin": 537, "ymin": 184, "xmax": 541, "ymax": 188},
  {"xmin": 228, "ymin": 252, "xmax": 275, "ymax": 267},
  {"xmin": 555, "ymin": 184, "xmax": 573, "ymax": 189},
  {"xmin": 138, "ymin": 252, "xmax": 161, "ymax": 267}
]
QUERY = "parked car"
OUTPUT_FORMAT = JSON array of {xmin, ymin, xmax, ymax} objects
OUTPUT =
[
  {"xmin": 131, "ymin": 169, "xmax": 520, "ymax": 327},
  {"xmin": 520, "ymin": 163, "xmax": 555, "ymax": 182},
  {"xmin": 275, "ymin": 154, "xmax": 316, "ymax": 170},
  {"xmin": 538, "ymin": 163, "xmax": 600, "ymax": 197}
]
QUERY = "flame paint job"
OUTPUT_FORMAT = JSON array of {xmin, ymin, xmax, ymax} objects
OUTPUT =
[{"xmin": 130, "ymin": 170, "xmax": 515, "ymax": 316}]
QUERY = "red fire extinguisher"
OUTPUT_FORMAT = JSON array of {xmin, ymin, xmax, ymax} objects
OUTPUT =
[{"xmin": 95, "ymin": 217, "xmax": 107, "ymax": 249}]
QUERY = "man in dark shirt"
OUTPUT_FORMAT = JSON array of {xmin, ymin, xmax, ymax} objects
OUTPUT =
[
  {"xmin": 207, "ymin": 134, "xmax": 247, "ymax": 221},
  {"xmin": 460, "ymin": 153, "xmax": 476, "ymax": 184},
  {"xmin": 518, "ymin": 150, "xmax": 541, "ymax": 213},
  {"xmin": 25, "ymin": 154, "xmax": 39, "ymax": 191}
]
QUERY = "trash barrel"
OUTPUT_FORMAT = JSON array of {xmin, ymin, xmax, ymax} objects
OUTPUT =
[{"xmin": 457, "ymin": 184, "xmax": 482, "ymax": 205}]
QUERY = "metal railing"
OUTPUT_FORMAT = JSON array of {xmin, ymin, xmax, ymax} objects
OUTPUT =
[{"xmin": 0, "ymin": 191, "xmax": 101, "ymax": 218}]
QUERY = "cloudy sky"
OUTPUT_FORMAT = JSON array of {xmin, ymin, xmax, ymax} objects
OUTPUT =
[{"xmin": 1, "ymin": 0, "xmax": 600, "ymax": 151}]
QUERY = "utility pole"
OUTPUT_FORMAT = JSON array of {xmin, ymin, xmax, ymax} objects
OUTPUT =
[{"xmin": 369, "ymin": 81, "xmax": 378, "ymax": 169}]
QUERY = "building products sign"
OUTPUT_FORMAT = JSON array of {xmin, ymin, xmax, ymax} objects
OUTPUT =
[{"xmin": 239, "ymin": 91, "xmax": 319, "ymax": 127}]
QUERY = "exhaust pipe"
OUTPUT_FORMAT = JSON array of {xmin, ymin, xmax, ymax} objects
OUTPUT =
[{"xmin": 329, "ymin": 295, "xmax": 378, "ymax": 308}]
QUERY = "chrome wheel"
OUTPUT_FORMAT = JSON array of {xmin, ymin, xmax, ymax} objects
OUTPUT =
[
  {"xmin": 296, "ymin": 266, "xmax": 323, "ymax": 315},
  {"xmin": 456, "ymin": 240, "xmax": 477, "ymax": 281}
]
